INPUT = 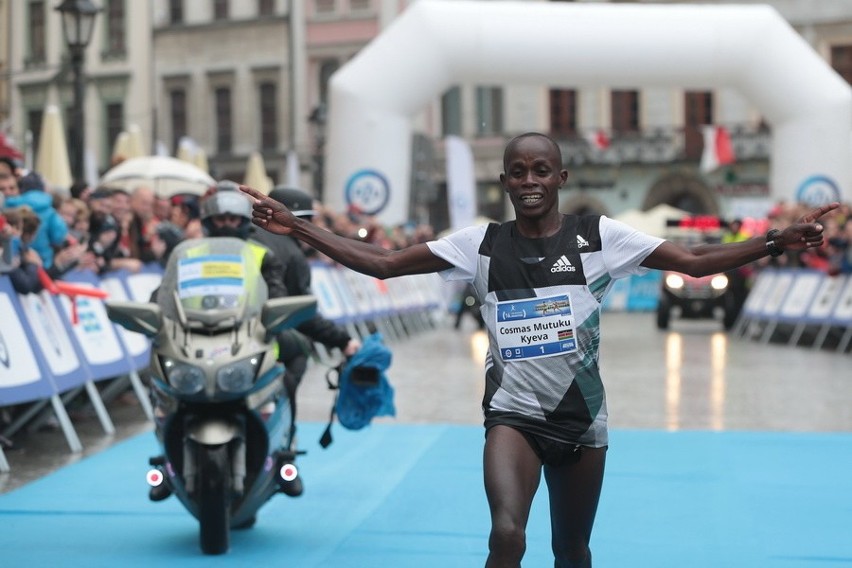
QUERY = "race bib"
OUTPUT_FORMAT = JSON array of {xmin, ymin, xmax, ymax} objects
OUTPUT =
[{"xmin": 495, "ymin": 294, "xmax": 577, "ymax": 361}]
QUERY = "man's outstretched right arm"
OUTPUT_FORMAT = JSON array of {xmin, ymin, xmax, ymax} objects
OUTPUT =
[{"xmin": 240, "ymin": 184, "xmax": 452, "ymax": 279}]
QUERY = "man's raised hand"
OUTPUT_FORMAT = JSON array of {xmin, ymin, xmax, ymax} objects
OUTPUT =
[
  {"xmin": 781, "ymin": 201, "xmax": 840, "ymax": 252},
  {"xmin": 239, "ymin": 184, "xmax": 296, "ymax": 235}
]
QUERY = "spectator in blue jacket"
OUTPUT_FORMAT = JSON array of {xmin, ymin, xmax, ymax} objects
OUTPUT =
[{"xmin": 4, "ymin": 171, "xmax": 67, "ymax": 268}]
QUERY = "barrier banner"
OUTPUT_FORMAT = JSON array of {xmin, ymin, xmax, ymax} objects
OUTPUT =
[
  {"xmin": 0, "ymin": 277, "xmax": 54, "ymax": 405},
  {"xmin": 309, "ymin": 262, "xmax": 349, "ymax": 323},
  {"xmin": 758, "ymin": 270, "xmax": 795, "ymax": 318},
  {"xmin": 328, "ymin": 267, "xmax": 363, "ymax": 323},
  {"xmin": 602, "ymin": 277, "xmax": 630, "ymax": 312},
  {"xmin": 807, "ymin": 275, "xmax": 847, "ymax": 321},
  {"xmin": 831, "ymin": 277, "xmax": 852, "ymax": 325},
  {"xmin": 340, "ymin": 269, "xmax": 379, "ymax": 322},
  {"xmin": 741, "ymin": 270, "xmax": 777, "ymax": 318},
  {"xmin": 626, "ymin": 271, "xmax": 662, "ymax": 311},
  {"xmin": 123, "ymin": 263, "xmax": 164, "ymax": 302},
  {"xmin": 366, "ymin": 274, "xmax": 394, "ymax": 317},
  {"xmin": 54, "ymin": 269, "xmax": 132, "ymax": 380},
  {"xmin": 100, "ymin": 270, "xmax": 151, "ymax": 371},
  {"xmin": 776, "ymin": 270, "xmax": 823, "ymax": 323},
  {"xmin": 18, "ymin": 289, "xmax": 90, "ymax": 394}
]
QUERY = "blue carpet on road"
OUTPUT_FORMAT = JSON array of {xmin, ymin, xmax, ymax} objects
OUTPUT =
[{"xmin": 2, "ymin": 424, "xmax": 852, "ymax": 567}]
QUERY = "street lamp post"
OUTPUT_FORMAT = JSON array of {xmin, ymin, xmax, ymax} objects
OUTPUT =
[
  {"xmin": 308, "ymin": 103, "xmax": 327, "ymax": 201},
  {"xmin": 55, "ymin": 0, "xmax": 100, "ymax": 183}
]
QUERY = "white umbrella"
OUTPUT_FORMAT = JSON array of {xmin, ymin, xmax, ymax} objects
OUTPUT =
[
  {"xmin": 35, "ymin": 105, "xmax": 73, "ymax": 191},
  {"xmin": 97, "ymin": 155, "xmax": 215, "ymax": 198},
  {"xmin": 614, "ymin": 204, "xmax": 689, "ymax": 237}
]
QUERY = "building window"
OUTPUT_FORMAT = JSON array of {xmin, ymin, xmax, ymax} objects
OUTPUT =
[
  {"xmin": 314, "ymin": 0, "xmax": 335, "ymax": 15},
  {"xmin": 105, "ymin": 102, "xmax": 124, "ymax": 163},
  {"xmin": 104, "ymin": 0, "xmax": 127, "ymax": 58},
  {"xmin": 170, "ymin": 89, "xmax": 187, "ymax": 154},
  {"xmin": 215, "ymin": 87, "xmax": 232, "ymax": 153},
  {"xmin": 28, "ymin": 1, "xmax": 47, "ymax": 65},
  {"xmin": 259, "ymin": 82, "xmax": 278, "ymax": 151},
  {"xmin": 27, "ymin": 109, "xmax": 43, "ymax": 158},
  {"xmin": 169, "ymin": 0, "xmax": 183, "ymax": 24},
  {"xmin": 549, "ymin": 89, "xmax": 577, "ymax": 137},
  {"xmin": 213, "ymin": 0, "xmax": 229, "ymax": 20},
  {"xmin": 476, "ymin": 86, "xmax": 503, "ymax": 136},
  {"xmin": 350, "ymin": 0, "xmax": 371, "ymax": 11},
  {"xmin": 611, "ymin": 90, "xmax": 639, "ymax": 133},
  {"xmin": 441, "ymin": 87, "xmax": 462, "ymax": 137},
  {"xmin": 258, "ymin": 0, "xmax": 275, "ymax": 16},
  {"xmin": 684, "ymin": 91, "xmax": 713, "ymax": 160},
  {"xmin": 831, "ymin": 45, "xmax": 852, "ymax": 86}
]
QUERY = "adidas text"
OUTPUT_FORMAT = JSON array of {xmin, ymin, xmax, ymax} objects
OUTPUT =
[{"xmin": 551, "ymin": 256, "xmax": 576, "ymax": 273}]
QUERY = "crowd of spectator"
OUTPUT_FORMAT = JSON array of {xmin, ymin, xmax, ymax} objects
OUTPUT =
[
  {"xmin": 3, "ymin": 152, "xmax": 852, "ymax": 301},
  {"xmin": 1, "ymin": 155, "xmax": 439, "ymax": 299},
  {"xmin": 758, "ymin": 200, "xmax": 852, "ymax": 275}
]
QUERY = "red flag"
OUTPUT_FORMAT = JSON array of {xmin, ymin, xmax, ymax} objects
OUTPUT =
[
  {"xmin": 0, "ymin": 132, "xmax": 23, "ymax": 160},
  {"xmin": 700, "ymin": 126, "xmax": 735, "ymax": 173},
  {"xmin": 585, "ymin": 129, "xmax": 610, "ymax": 151}
]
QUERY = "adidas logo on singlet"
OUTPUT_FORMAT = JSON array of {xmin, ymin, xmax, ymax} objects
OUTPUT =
[
  {"xmin": 576, "ymin": 235, "xmax": 589, "ymax": 248},
  {"xmin": 551, "ymin": 255, "xmax": 576, "ymax": 273}
]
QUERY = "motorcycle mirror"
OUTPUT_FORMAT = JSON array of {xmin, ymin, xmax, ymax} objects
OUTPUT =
[
  {"xmin": 105, "ymin": 301, "xmax": 163, "ymax": 337},
  {"xmin": 261, "ymin": 295, "xmax": 318, "ymax": 337}
]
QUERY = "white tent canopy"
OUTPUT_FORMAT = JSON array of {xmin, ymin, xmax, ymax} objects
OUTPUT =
[
  {"xmin": 326, "ymin": 0, "xmax": 851, "ymax": 224},
  {"xmin": 614, "ymin": 204, "xmax": 690, "ymax": 238}
]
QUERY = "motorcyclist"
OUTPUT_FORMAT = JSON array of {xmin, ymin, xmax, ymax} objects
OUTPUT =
[
  {"xmin": 148, "ymin": 181, "xmax": 292, "ymax": 501},
  {"xmin": 250, "ymin": 186, "xmax": 361, "ymax": 495}
]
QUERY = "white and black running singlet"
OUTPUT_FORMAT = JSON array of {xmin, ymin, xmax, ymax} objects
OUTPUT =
[{"xmin": 427, "ymin": 215, "xmax": 663, "ymax": 447}]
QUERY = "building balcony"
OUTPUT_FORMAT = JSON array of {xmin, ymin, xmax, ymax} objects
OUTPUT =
[{"xmin": 551, "ymin": 123, "xmax": 772, "ymax": 167}]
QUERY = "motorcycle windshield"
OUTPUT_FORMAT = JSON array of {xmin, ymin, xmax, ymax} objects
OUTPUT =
[{"xmin": 157, "ymin": 237, "xmax": 269, "ymax": 329}]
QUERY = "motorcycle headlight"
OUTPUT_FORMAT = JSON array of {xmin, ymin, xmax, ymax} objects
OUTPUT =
[
  {"xmin": 216, "ymin": 356, "xmax": 261, "ymax": 393},
  {"xmin": 163, "ymin": 359, "xmax": 206, "ymax": 395},
  {"xmin": 665, "ymin": 274, "xmax": 685, "ymax": 289}
]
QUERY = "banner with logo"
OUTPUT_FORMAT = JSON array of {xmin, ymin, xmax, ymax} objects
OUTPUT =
[{"xmin": 0, "ymin": 277, "xmax": 57, "ymax": 405}]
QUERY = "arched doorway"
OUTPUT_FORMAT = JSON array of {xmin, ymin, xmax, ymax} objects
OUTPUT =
[
  {"xmin": 643, "ymin": 172, "xmax": 719, "ymax": 216},
  {"xmin": 560, "ymin": 194, "xmax": 609, "ymax": 217}
]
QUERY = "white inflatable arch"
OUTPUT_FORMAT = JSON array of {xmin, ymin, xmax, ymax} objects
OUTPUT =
[{"xmin": 326, "ymin": 0, "xmax": 851, "ymax": 224}]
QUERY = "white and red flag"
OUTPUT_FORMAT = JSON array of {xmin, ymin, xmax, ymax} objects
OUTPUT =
[
  {"xmin": 699, "ymin": 125, "xmax": 735, "ymax": 173},
  {"xmin": 585, "ymin": 129, "xmax": 610, "ymax": 151}
]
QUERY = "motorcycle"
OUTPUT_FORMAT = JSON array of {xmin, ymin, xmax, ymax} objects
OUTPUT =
[{"xmin": 105, "ymin": 237, "xmax": 317, "ymax": 555}]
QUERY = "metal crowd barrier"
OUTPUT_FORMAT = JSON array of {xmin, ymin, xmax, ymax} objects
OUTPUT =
[{"xmin": 0, "ymin": 261, "xmax": 450, "ymax": 473}]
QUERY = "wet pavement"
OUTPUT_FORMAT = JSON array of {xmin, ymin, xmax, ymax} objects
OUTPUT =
[{"xmin": 2, "ymin": 311, "xmax": 850, "ymax": 494}]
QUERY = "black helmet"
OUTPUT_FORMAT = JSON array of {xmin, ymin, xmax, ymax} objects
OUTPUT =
[{"xmin": 268, "ymin": 186, "xmax": 315, "ymax": 218}]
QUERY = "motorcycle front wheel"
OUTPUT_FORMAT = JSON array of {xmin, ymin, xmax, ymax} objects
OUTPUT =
[{"xmin": 198, "ymin": 444, "xmax": 231, "ymax": 555}]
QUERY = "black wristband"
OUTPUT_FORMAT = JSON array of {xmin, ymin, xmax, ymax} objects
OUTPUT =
[{"xmin": 765, "ymin": 229, "xmax": 784, "ymax": 257}]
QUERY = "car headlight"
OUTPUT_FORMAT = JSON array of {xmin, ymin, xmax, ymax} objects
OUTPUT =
[
  {"xmin": 710, "ymin": 274, "xmax": 729, "ymax": 290},
  {"xmin": 216, "ymin": 356, "xmax": 261, "ymax": 393},
  {"xmin": 163, "ymin": 359, "xmax": 206, "ymax": 395},
  {"xmin": 665, "ymin": 274, "xmax": 685, "ymax": 289}
]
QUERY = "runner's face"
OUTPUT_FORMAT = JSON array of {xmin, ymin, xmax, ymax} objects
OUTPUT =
[{"xmin": 500, "ymin": 137, "xmax": 566, "ymax": 220}]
